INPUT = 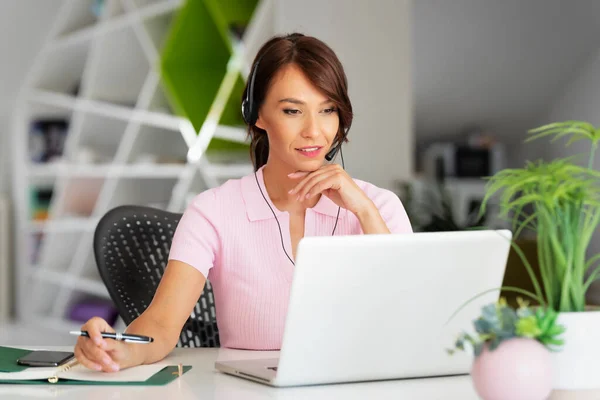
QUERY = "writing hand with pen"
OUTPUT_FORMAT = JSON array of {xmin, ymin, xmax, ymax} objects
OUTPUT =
[{"xmin": 73, "ymin": 317, "xmax": 152, "ymax": 373}]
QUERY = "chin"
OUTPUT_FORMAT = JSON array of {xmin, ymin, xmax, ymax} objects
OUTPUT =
[{"xmin": 293, "ymin": 159, "xmax": 325, "ymax": 172}]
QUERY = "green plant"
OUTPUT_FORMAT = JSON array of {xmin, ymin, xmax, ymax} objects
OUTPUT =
[
  {"xmin": 480, "ymin": 121, "xmax": 600, "ymax": 312},
  {"xmin": 448, "ymin": 298, "xmax": 565, "ymax": 357}
]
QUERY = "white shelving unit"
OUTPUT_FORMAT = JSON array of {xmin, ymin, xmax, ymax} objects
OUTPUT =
[{"xmin": 11, "ymin": 0, "xmax": 275, "ymax": 333}]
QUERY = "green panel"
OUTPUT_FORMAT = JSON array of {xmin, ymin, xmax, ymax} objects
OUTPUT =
[
  {"xmin": 210, "ymin": 0, "xmax": 259, "ymax": 30},
  {"xmin": 160, "ymin": 0, "xmax": 232, "ymax": 130},
  {"xmin": 162, "ymin": 65, "xmax": 226, "ymax": 132},
  {"xmin": 161, "ymin": 0, "xmax": 231, "ymax": 67},
  {"xmin": 159, "ymin": 0, "xmax": 258, "ymax": 153}
]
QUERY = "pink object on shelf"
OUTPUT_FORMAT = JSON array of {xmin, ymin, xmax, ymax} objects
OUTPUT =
[{"xmin": 471, "ymin": 338, "xmax": 553, "ymax": 400}]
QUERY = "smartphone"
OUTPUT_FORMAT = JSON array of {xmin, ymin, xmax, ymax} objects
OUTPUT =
[{"xmin": 17, "ymin": 351, "xmax": 75, "ymax": 367}]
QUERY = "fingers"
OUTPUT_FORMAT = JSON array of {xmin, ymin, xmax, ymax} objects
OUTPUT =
[
  {"xmin": 77, "ymin": 337, "xmax": 120, "ymax": 372},
  {"xmin": 74, "ymin": 342, "xmax": 102, "ymax": 371},
  {"xmin": 75, "ymin": 317, "xmax": 120, "ymax": 372},
  {"xmin": 289, "ymin": 165, "xmax": 342, "ymax": 198},
  {"xmin": 298, "ymin": 171, "xmax": 340, "ymax": 201},
  {"xmin": 83, "ymin": 317, "xmax": 115, "ymax": 348}
]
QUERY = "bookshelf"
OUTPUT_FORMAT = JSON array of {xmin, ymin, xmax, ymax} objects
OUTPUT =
[{"xmin": 11, "ymin": 0, "xmax": 275, "ymax": 333}]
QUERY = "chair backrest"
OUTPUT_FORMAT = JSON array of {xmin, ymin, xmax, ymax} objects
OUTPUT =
[{"xmin": 93, "ymin": 205, "xmax": 220, "ymax": 347}]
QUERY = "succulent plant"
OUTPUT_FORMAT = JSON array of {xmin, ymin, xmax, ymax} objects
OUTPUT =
[{"xmin": 448, "ymin": 298, "xmax": 566, "ymax": 357}]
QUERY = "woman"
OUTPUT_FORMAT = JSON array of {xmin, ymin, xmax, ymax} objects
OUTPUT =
[{"xmin": 74, "ymin": 33, "xmax": 412, "ymax": 372}]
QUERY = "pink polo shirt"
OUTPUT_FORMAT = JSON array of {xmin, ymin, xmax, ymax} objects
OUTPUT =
[{"xmin": 168, "ymin": 166, "xmax": 412, "ymax": 350}]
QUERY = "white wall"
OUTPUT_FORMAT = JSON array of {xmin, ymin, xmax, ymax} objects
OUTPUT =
[
  {"xmin": 537, "ymin": 46, "xmax": 600, "ymax": 301},
  {"xmin": 412, "ymin": 0, "xmax": 600, "ymax": 144},
  {"xmin": 0, "ymin": 1, "xmax": 61, "ymax": 194},
  {"xmin": 274, "ymin": 0, "xmax": 413, "ymax": 190}
]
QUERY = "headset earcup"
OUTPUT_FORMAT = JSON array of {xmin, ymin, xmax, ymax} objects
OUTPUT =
[{"xmin": 241, "ymin": 99, "xmax": 250, "ymax": 124}]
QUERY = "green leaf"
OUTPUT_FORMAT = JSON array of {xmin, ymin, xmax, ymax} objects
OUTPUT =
[{"xmin": 516, "ymin": 315, "xmax": 542, "ymax": 338}]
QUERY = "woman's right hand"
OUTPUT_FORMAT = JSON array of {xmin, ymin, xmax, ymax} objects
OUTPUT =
[{"xmin": 74, "ymin": 317, "xmax": 135, "ymax": 372}]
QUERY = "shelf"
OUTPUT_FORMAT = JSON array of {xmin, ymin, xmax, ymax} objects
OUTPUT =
[
  {"xmin": 59, "ymin": 177, "xmax": 105, "ymax": 218},
  {"xmin": 51, "ymin": 0, "xmax": 181, "ymax": 51},
  {"xmin": 136, "ymin": 0, "xmax": 182, "ymax": 18},
  {"xmin": 133, "ymin": 0, "xmax": 170, "ymax": 8},
  {"xmin": 24, "ymin": 279, "xmax": 62, "ymax": 317},
  {"xmin": 56, "ymin": 0, "xmax": 99, "ymax": 38},
  {"xmin": 146, "ymin": 80, "xmax": 174, "ymax": 114},
  {"xmin": 141, "ymin": 4, "xmax": 175, "ymax": 53},
  {"xmin": 32, "ymin": 230, "xmax": 87, "ymax": 274},
  {"xmin": 105, "ymin": 177, "xmax": 179, "ymax": 211},
  {"xmin": 28, "ymin": 162, "xmax": 185, "ymax": 179},
  {"xmin": 127, "ymin": 123, "xmax": 188, "ymax": 164},
  {"xmin": 12, "ymin": 0, "xmax": 271, "ymax": 334},
  {"xmin": 36, "ymin": 316, "xmax": 89, "ymax": 334},
  {"xmin": 75, "ymin": 113, "xmax": 129, "ymax": 163},
  {"xmin": 30, "ymin": 269, "xmax": 109, "ymax": 299},
  {"xmin": 120, "ymin": 164, "xmax": 187, "ymax": 178},
  {"xmin": 29, "ymin": 163, "xmax": 110, "ymax": 178},
  {"xmin": 28, "ymin": 217, "xmax": 100, "ymax": 234},
  {"xmin": 29, "ymin": 89, "xmax": 171, "ymax": 131},
  {"xmin": 86, "ymin": 24, "xmax": 149, "ymax": 106},
  {"xmin": 204, "ymin": 163, "xmax": 254, "ymax": 179},
  {"xmin": 105, "ymin": 0, "xmax": 127, "ymax": 19},
  {"xmin": 213, "ymin": 125, "xmax": 248, "ymax": 144},
  {"xmin": 33, "ymin": 39, "xmax": 90, "ymax": 96},
  {"xmin": 28, "ymin": 90, "xmax": 249, "ymax": 147}
]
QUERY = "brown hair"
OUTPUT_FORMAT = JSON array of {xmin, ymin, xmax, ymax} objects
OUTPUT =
[{"xmin": 242, "ymin": 33, "xmax": 353, "ymax": 170}]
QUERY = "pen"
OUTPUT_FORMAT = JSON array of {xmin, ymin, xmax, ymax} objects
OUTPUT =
[{"xmin": 69, "ymin": 330, "xmax": 154, "ymax": 344}]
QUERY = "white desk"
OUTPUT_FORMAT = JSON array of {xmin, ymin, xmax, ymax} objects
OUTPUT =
[
  {"xmin": 0, "ymin": 345, "xmax": 480, "ymax": 399},
  {"xmin": 0, "ymin": 346, "xmax": 592, "ymax": 400}
]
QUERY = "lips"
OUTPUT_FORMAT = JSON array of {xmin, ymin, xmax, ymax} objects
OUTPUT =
[
  {"xmin": 295, "ymin": 146, "xmax": 323, "ymax": 158},
  {"xmin": 296, "ymin": 146, "xmax": 322, "ymax": 152}
]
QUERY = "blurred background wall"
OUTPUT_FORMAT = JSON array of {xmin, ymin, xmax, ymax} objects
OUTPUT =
[{"xmin": 0, "ymin": 1, "xmax": 61, "ymax": 194}]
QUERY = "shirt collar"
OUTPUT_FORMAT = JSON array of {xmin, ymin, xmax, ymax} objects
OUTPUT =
[{"xmin": 241, "ymin": 166, "xmax": 348, "ymax": 222}]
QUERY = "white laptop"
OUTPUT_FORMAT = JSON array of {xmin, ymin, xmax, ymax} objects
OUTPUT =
[{"xmin": 215, "ymin": 229, "xmax": 512, "ymax": 387}]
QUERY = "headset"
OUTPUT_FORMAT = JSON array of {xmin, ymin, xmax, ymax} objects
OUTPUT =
[{"xmin": 243, "ymin": 50, "xmax": 347, "ymax": 266}]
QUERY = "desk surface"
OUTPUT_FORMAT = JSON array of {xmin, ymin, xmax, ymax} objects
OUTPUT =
[
  {"xmin": 1, "ymin": 346, "xmax": 592, "ymax": 400},
  {"xmin": 0, "ymin": 345, "xmax": 482, "ymax": 399}
]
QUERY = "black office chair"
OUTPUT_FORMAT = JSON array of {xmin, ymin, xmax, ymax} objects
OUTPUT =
[{"xmin": 93, "ymin": 205, "xmax": 220, "ymax": 347}]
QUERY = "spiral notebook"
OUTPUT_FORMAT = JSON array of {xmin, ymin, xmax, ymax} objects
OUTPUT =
[{"xmin": 0, "ymin": 346, "xmax": 190, "ymax": 385}]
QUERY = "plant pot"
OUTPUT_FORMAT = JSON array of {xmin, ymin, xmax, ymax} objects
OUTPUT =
[
  {"xmin": 471, "ymin": 338, "xmax": 553, "ymax": 400},
  {"xmin": 552, "ymin": 310, "xmax": 600, "ymax": 390}
]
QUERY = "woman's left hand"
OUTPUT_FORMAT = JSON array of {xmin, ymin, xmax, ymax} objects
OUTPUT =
[{"xmin": 288, "ymin": 165, "xmax": 375, "ymax": 216}]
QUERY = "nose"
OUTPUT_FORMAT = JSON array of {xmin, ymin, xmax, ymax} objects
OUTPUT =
[{"xmin": 301, "ymin": 113, "xmax": 320, "ymax": 139}]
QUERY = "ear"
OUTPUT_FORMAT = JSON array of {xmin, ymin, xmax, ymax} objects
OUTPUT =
[{"xmin": 255, "ymin": 114, "xmax": 266, "ymax": 130}]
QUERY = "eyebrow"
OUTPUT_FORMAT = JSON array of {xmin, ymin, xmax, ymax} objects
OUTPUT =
[{"xmin": 278, "ymin": 98, "xmax": 333, "ymax": 105}]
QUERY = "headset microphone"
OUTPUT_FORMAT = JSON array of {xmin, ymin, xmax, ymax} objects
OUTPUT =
[{"xmin": 325, "ymin": 144, "xmax": 340, "ymax": 162}]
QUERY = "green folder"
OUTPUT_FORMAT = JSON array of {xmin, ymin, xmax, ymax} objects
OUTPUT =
[
  {"xmin": 0, "ymin": 346, "xmax": 191, "ymax": 385},
  {"xmin": 0, "ymin": 347, "xmax": 32, "ymax": 373}
]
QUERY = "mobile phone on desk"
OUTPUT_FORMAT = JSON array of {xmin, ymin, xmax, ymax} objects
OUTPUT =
[{"xmin": 17, "ymin": 350, "xmax": 75, "ymax": 367}]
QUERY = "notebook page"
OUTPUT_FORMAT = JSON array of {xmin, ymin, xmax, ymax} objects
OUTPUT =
[
  {"xmin": 0, "ymin": 362, "xmax": 171, "ymax": 382},
  {"xmin": 0, "ymin": 367, "xmax": 58, "ymax": 381},
  {"xmin": 60, "ymin": 361, "xmax": 171, "ymax": 382}
]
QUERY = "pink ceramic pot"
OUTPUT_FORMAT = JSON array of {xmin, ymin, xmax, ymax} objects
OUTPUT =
[{"xmin": 471, "ymin": 338, "xmax": 552, "ymax": 400}]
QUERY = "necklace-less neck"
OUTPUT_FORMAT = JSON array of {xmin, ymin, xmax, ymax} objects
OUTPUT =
[{"xmin": 254, "ymin": 153, "xmax": 343, "ymax": 266}]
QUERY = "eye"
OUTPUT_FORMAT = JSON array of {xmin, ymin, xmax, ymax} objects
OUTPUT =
[
  {"xmin": 283, "ymin": 109, "xmax": 300, "ymax": 115},
  {"xmin": 322, "ymin": 107, "xmax": 337, "ymax": 114}
]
